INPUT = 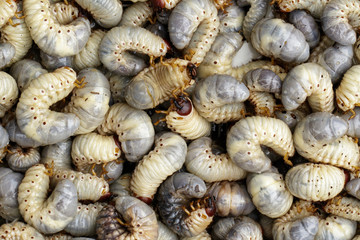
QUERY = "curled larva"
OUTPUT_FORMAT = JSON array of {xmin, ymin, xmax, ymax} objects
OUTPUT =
[
  {"xmin": 336, "ymin": 65, "xmax": 360, "ymax": 112},
  {"xmin": 23, "ymin": 0, "xmax": 91, "ymax": 57},
  {"xmin": 293, "ymin": 112, "xmax": 360, "ymax": 171},
  {"xmin": 16, "ymin": 67, "xmax": 80, "ymax": 145},
  {"xmin": 316, "ymin": 215, "xmax": 357, "ymax": 240},
  {"xmin": 0, "ymin": 0, "xmax": 17, "ymax": 29},
  {"xmin": 247, "ymin": 167, "xmax": 293, "ymax": 218},
  {"xmin": 285, "ymin": 163, "xmax": 345, "ymax": 201},
  {"xmin": 18, "ymin": 164, "xmax": 78, "ymax": 234},
  {"xmin": 324, "ymin": 196, "xmax": 360, "ymax": 222},
  {"xmin": 73, "ymin": 30, "xmax": 106, "ymax": 71},
  {"xmin": 168, "ymin": 0, "xmax": 219, "ymax": 64},
  {"xmin": 41, "ymin": 138, "xmax": 72, "ymax": 170},
  {"xmin": 5, "ymin": 119, "xmax": 43, "ymax": 148},
  {"xmin": 40, "ymin": 50, "xmax": 74, "ymax": 71},
  {"xmin": 118, "ymin": 2, "xmax": 153, "ymax": 27},
  {"xmin": 281, "ymin": 63, "xmax": 334, "ymax": 112},
  {"xmin": 207, "ymin": 181, "xmax": 254, "ymax": 217},
  {"xmin": 125, "ymin": 58, "xmax": 196, "ymax": 110},
  {"xmin": 75, "ymin": 0, "xmax": 122, "ymax": 28},
  {"xmin": 0, "ymin": 167, "xmax": 23, "ymax": 221},
  {"xmin": 98, "ymin": 103, "xmax": 155, "ymax": 162},
  {"xmin": 192, "ymin": 74, "xmax": 249, "ymax": 124},
  {"xmin": 275, "ymin": 0, "xmax": 330, "ymax": 19},
  {"xmin": 0, "ymin": 125, "xmax": 9, "ymax": 160},
  {"xmin": 321, "ymin": 0, "xmax": 360, "ymax": 45},
  {"xmin": 71, "ymin": 133, "xmax": 121, "ymax": 172},
  {"xmin": 99, "ymin": 26, "xmax": 168, "ymax": 76},
  {"xmin": 50, "ymin": 2, "xmax": 79, "ymax": 25},
  {"xmin": 218, "ymin": 1, "xmax": 245, "ymax": 33},
  {"xmin": 0, "ymin": 43, "xmax": 15, "ymax": 69},
  {"xmin": 251, "ymin": 18, "xmax": 310, "ymax": 63},
  {"xmin": 64, "ymin": 68, "xmax": 110, "ymax": 135},
  {"xmin": 130, "ymin": 132, "xmax": 187, "ymax": 203},
  {"xmin": 96, "ymin": 196, "xmax": 158, "ymax": 240},
  {"xmin": 0, "ymin": 71, "xmax": 18, "ymax": 118},
  {"xmin": 6, "ymin": 145, "xmax": 41, "ymax": 172},
  {"xmin": 0, "ymin": 221, "xmax": 45, "ymax": 240},
  {"xmin": 164, "ymin": 96, "xmax": 211, "ymax": 140},
  {"xmin": 227, "ymin": 116, "xmax": 295, "ymax": 173},
  {"xmin": 186, "ymin": 137, "xmax": 247, "ymax": 182}
]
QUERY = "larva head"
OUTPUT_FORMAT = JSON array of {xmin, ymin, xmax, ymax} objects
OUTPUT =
[
  {"xmin": 151, "ymin": 0, "xmax": 165, "ymax": 10},
  {"xmin": 174, "ymin": 95, "xmax": 192, "ymax": 116},
  {"xmin": 137, "ymin": 196, "xmax": 153, "ymax": 205},
  {"xmin": 204, "ymin": 196, "xmax": 216, "ymax": 217},
  {"xmin": 187, "ymin": 63, "xmax": 197, "ymax": 79}
]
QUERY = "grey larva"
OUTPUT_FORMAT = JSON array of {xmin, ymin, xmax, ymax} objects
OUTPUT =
[{"xmin": 6, "ymin": 145, "xmax": 41, "ymax": 172}]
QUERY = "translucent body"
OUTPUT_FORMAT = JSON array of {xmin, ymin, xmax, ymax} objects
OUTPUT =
[
  {"xmin": 0, "ymin": 221, "xmax": 45, "ymax": 240},
  {"xmin": 118, "ymin": 2, "xmax": 153, "ymax": 27},
  {"xmin": 0, "ymin": 71, "xmax": 18, "ymax": 118},
  {"xmin": 186, "ymin": 137, "xmax": 247, "ymax": 182},
  {"xmin": 336, "ymin": 65, "xmax": 360, "ymax": 112},
  {"xmin": 6, "ymin": 145, "xmax": 40, "ymax": 172},
  {"xmin": 0, "ymin": 43, "xmax": 15, "ymax": 69},
  {"xmin": 251, "ymin": 18, "xmax": 309, "ymax": 63},
  {"xmin": 40, "ymin": 50, "xmax": 74, "ymax": 71},
  {"xmin": 0, "ymin": 125, "xmax": 9, "ymax": 161},
  {"xmin": 227, "ymin": 116, "xmax": 294, "ymax": 173},
  {"xmin": 5, "ymin": 119, "xmax": 43, "ymax": 148}
]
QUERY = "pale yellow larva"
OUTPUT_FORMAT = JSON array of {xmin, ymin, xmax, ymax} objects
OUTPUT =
[
  {"xmin": 0, "ymin": 71, "xmax": 18, "ymax": 118},
  {"xmin": 336, "ymin": 65, "xmax": 360, "ymax": 112}
]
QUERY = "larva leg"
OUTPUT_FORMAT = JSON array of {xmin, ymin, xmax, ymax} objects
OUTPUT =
[
  {"xmin": 0, "ymin": 221, "xmax": 45, "ymax": 239},
  {"xmin": 0, "ymin": 71, "xmax": 18, "ymax": 118},
  {"xmin": 6, "ymin": 145, "xmax": 40, "ymax": 172}
]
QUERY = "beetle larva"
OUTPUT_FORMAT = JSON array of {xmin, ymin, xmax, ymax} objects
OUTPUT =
[
  {"xmin": 6, "ymin": 145, "xmax": 41, "ymax": 172},
  {"xmin": 0, "ymin": 0, "xmax": 17, "ymax": 29},
  {"xmin": 18, "ymin": 164, "xmax": 78, "ymax": 234},
  {"xmin": 0, "ymin": 125, "xmax": 9, "ymax": 161},
  {"xmin": 98, "ymin": 102, "xmax": 155, "ymax": 162},
  {"xmin": 39, "ymin": 50, "xmax": 74, "ymax": 71},
  {"xmin": 324, "ymin": 196, "xmax": 360, "ymax": 222},
  {"xmin": 0, "ymin": 71, "xmax": 18, "ymax": 118},
  {"xmin": 281, "ymin": 63, "xmax": 334, "ymax": 112},
  {"xmin": 125, "ymin": 58, "xmax": 196, "ymax": 110},
  {"xmin": 275, "ymin": 0, "xmax": 330, "ymax": 19},
  {"xmin": 157, "ymin": 172, "xmax": 215, "ymax": 237},
  {"xmin": 131, "ymin": 132, "xmax": 187, "ymax": 203},
  {"xmin": 274, "ymin": 103, "xmax": 310, "ymax": 132},
  {"xmin": 192, "ymin": 74, "xmax": 249, "ymax": 124},
  {"xmin": 99, "ymin": 26, "xmax": 168, "ymax": 76},
  {"xmin": 64, "ymin": 68, "xmax": 110, "ymax": 135},
  {"xmin": 227, "ymin": 116, "xmax": 294, "ymax": 173},
  {"xmin": 74, "ymin": 0, "xmax": 123, "ymax": 28},
  {"xmin": 285, "ymin": 163, "xmax": 345, "ymax": 201},
  {"xmin": 293, "ymin": 112, "xmax": 360, "ymax": 171},
  {"xmin": 50, "ymin": 2, "xmax": 79, "ymax": 25},
  {"xmin": 0, "ymin": 167, "xmax": 23, "ymax": 221},
  {"xmin": 207, "ymin": 181, "xmax": 254, "ymax": 217},
  {"xmin": 96, "ymin": 196, "xmax": 158, "ymax": 240},
  {"xmin": 0, "ymin": 221, "xmax": 45, "ymax": 240},
  {"xmin": 316, "ymin": 215, "xmax": 357, "ymax": 240},
  {"xmin": 336, "ymin": 65, "xmax": 360, "ymax": 112},
  {"xmin": 186, "ymin": 137, "xmax": 247, "ymax": 182},
  {"xmin": 0, "ymin": 43, "xmax": 15, "ymax": 69},
  {"xmin": 164, "ymin": 96, "xmax": 211, "ymax": 140},
  {"xmin": 168, "ymin": 0, "xmax": 219, "ymax": 65},
  {"xmin": 322, "ymin": 0, "xmax": 360, "ymax": 45},
  {"xmin": 16, "ymin": 67, "xmax": 80, "ymax": 145},
  {"xmin": 218, "ymin": 1, "xmax": 245, "ymax": 33},
  {"xmin": 118, "ymin": 2, "xmax": 153, "ymax": 27},
  {"xmin": 251, "ymin": 18, "xmax": 310, "ymax": 63},
  {"xmin": 23, "ymin": 0, "xmax": 91, "ymax": 57}
]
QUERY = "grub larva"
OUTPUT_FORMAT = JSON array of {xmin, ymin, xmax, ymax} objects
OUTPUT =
[{"xmin": 0, "ymin": 71, "xmax": 18, "ymax": 118}]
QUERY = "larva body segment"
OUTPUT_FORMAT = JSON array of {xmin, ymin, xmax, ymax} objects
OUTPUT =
[
  {"xmin": 274, "ymin": 103, "xmax": 310, "ymax": 132},
  {"xmin": 218, "ymin": 1, "xmax": 245, "ymax": 33},
  {"xmin": 74, "ymin": 0, "xmax": 122, "ymax": 28},
  {"xmin": 18, "ymin": 164, "xmax": 78, "ymax": 234},
  {"xmin": 324, "ymin": 197, "xmax": 360, "ymax": 222},
  {"xmin": 119, "ymin": 2, "xmax": 153, "ymax": 27},
  {"xmin": 109, "ymin": 74, "xmax": 131, "ymax": 103},
  {"xmin": 0, "ymin": 0, "xmax": 17, "ymax": 29},
  {"xmin": 5, "ymin": 119, "xmax": 43, "ymax": 148},
  {"xmin": 277, "ymin": 0, "xmax": 330, "ymax": 19},
  {"xmin": 50, "ymin": 2, "xmax": 79, "ymax": 25},
  {"xmin": 227, "ymin": 116, "xmax": 294, "ymax": 173},
  {"xmin": 168, "ymin": 0, "xmax": 219, "ymax": 65},
  {"xmin": 0, "ymin": 167, "xmax": 23, "ymax": 221},
  {"xmin": 110, "ymin": 173, "xmax": 131, "ymax": 198},
  {"xmin": 281, "ymin": 63, "xmax": 334, "ymax": 112},
  {"xmin": 0, "ymin": 43, "xmax": 15, "ymax": 69},
  {"xmin": 0, "ymin": 126, "xmax": 9, "ymax": 160},
  {"xmin": 192, "ymin": 74, "xmax": 249, "ymax": 124},
  {"xmin": 157, "ymin": 172, "xmax": 214, "ymax": 237},
  {"xmin": 98, "ymin": 103, "xmax": 155, "ymax": 162},
  {"xmin": 336, "ymin": 65, "xmax": 360, "ymax": 112},
  {"xmin": 186, "ymin": 137, "xmax": 247, "ymax": 182},
  {"xmin": 316, "ymin": 215, "xmax": 357, "ymax": 240},
  {"xmin": 207, "ymin": 181, "xmax": 254, "ymax": 217},
  {"xmin": 248, "ymin": 91, "xmax": 277, "ymax": 117},
  {"xmin": 293, "ymin": 112, "xmax": 360, "ymax": 171},
  {"xmin": 99, "ymin": 26, "xmax": 168, "ymax": 76},
  {"xmin": 125, "ymin": 58, "xmax": 195, "ymax": 110},
  {"xmin": 40, "ymin": 50, "xmax": 74, "ymax": 71},
  {"xmin": 244, "ymin": 68, "xmax": 282, "ymax": 93},
  {"xmin": 64, "ymin": 68, "xmax": 110, "ymax": 135},
  {"xmin": 130, "ymin": 132, "xmax": 187, "ymax": 202},
  {"xmin": 0, "ymin": 71, "xmax": 18, "ymax": 118},
  {"xmin": 0, "ymin": 221, "xmax": 45, "ymax": 240},
  {"xmin": 285, "ymin": 163, "xmax": 345, "ymax": 201},
  {"xmin": 16, "ymin": 67, "xmax": 80, "ymax": 145},
  {"xmin": 322, "ymin": 0, "xmax": 360, "ymax": 45},
  {"xmin": 251, "ymin": 18, "xmax": 310, "ymax": 63},
  {"xmin": 41, "ymin": 138, "xmax": 72, "ymax": 170},
  {"xmin": 158, "ymin": 221, "xmax": 179, "ymax": 240},
  {"xmin": 346, "ymin": 178, "xmax": 360, "ymax": 199},
  {"xmin": 6, "ymin": 145, "xmax": 41, "ymax": 172},
  {"xmin": 23, "ymin": 0, "xmax": 91, "ymax": 57}
]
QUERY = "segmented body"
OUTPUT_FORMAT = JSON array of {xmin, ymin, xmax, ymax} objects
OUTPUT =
[
  {"xmin": 186, "ymin": 137, "xmax": 247, "ymax": 182},
  {"xmin": 218, "ymin": 1, "xmax": 245, "ymax": 33},
  {"xmin": 316, "ymin": 215, "xmax": 357, "ymax": 240},
  {"xmin": 131, "ymin": 132, "xmax": 187, "ymax": 202},
  {"xmin": 109, "ymin": 74, "xmax": 131, "ymax": 103},
  {"xmin": 118, "ymin": 2, "xmax": 153, "ymax": 27},
  {"xmin": 227, "ymin": 116, "xmax": 294, "ymax": 173},
  {"xmin": 50, "ymin": 2, "xmax": 79, "ymax": 25},
  {"xmin": 18, "ymin": 164, "xmax": 78, "ymax": 234},
  {"xmin": 6, "ymin": 145, "xmax": 40, "ymax": 172},
  {"xmin": 0, "ymin": 125, "xmax": 9, "ymax": 160},
  {"xmin": 125, "ymin": 58, "xmax": 195, "ymax": 110},
  {"xmin": 5, "ymin": 119, "xmax": 43, "ymax": 148},
  {"xmin": 336, "ymin": 65, "xmax": 360, "ymax": 112},
  {"xmin": 0, "ymin": 0, "xmax": 17, "ymax": 29},
  {"xmin": 74, "ymin": 0, "xmax": 123, "ymax": 28},
  {"xmin": 98, "ymin": 103, "xmax": 155, "ymax": 162},
  {"xmin": 281, "ymin": 63, "xmax": 334, "ymax": 112},
  {"xmin": 0, "ymin": 43, "xmax": 15, "ymax": 69},
  {"xmin": 64, "ymin": 68, "xmax": 110, "ymax": 135},
  {"xmin": 168, "ymin": 0, "xmax": 219, "ymax": 65},
  {"xmin": 324, "ymin": 197, "xmax": 360, "ymax": 222},
  {"xmin": 41, "ymin": 138, "xmax": 72, "ymax": 170},
  {"xmin": 293, "ymin": 112, "xmax": 360, "ymax": 171},
  {"xmin": 276, "ymin": 0, "xmax": 330, "ymax": 19},
  {"xmin": 0, "ymin": 71, "xmax": 18, "ymax": 118},
  {"xmin": 285, "ymin": 163, "xmax": 345, "ymax": 201},
  {"xmin": 23, "ymin": 0, "xmax": 91, "ymax": 57},
  {"xmin": 0, "ymin": 221, "xmax": 45, "ymax": 240},
  {"xmin": 248, "ymin": 92, "xmax": 277, "ymax": 116},
  {"xmin": 99, "ymin": 26, "xmax": 168, "ymax": 76}
]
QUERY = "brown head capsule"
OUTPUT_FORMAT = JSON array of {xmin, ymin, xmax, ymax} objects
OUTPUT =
[
  {"xmin": 205, "ymin": 196, "xmax": 216, "ymax": 217},
  {"xmin": 187, "ymin": 63, "xmax": 197, "ymax": 79},
  {"xmin": 174, "ymin": 95, "xmax": 192, "ymax": 116}
]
